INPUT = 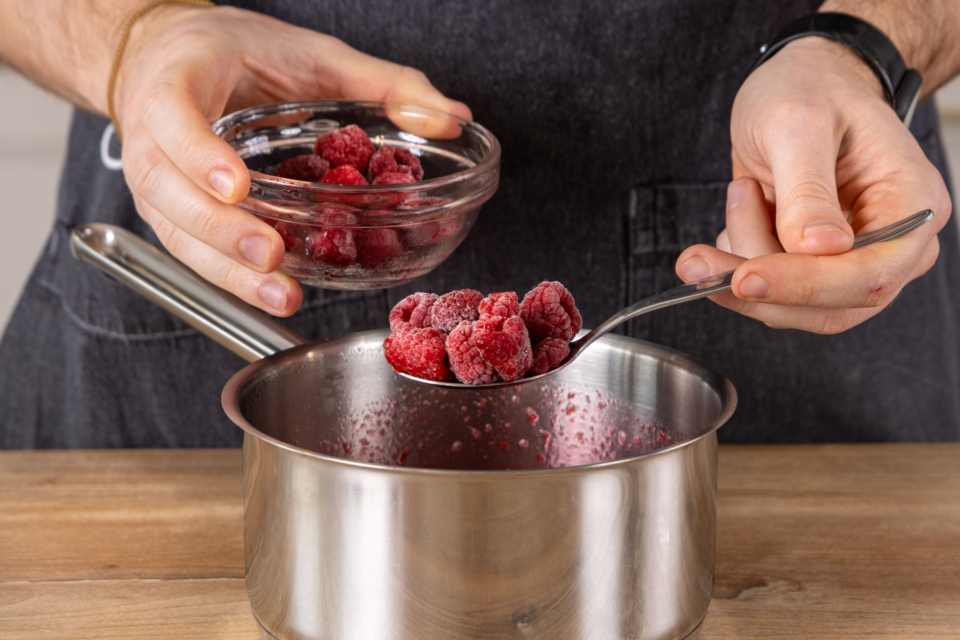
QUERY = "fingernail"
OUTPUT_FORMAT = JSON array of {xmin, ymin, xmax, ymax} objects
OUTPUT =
[
  {"xmin": 210, "ymin": 169, "xmax": 236, "ymax": 199},
  {"xmin": 727, "ymin": 180, "xmax": 747, "ymax": 210},
  {"xmin": 679, "ymin": 256, "xmax": 711, "ymax": 282},
  {"xmin": 240, "ymin": 236, "xmax": 271, "ymax": 267},
  {"xmin": 739, "ymin": 273, "xmax": 771, "ymax": 299},
  {"xmin": 803, "ymin": 221, "xmax": 842, "ymax": 238},
  {"xmin": 259, "ymin": 281, "xmax": 287, "ymax": 311}
]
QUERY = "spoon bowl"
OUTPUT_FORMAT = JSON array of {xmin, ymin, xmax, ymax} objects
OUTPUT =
[{"xmin": 403, "ymin": 209, "xmax": 935, "ymax": 389}]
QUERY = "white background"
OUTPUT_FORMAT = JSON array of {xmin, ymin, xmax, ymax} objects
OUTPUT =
[{"xmin": 2, "ymin": 65, "xmax": 960, "ymax": 331}]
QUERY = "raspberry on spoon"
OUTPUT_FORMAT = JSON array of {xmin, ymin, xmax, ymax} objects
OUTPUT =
[
  {"xmin": 431, "ymin": 289, "xmax": 483, "ymax": 333},
  {"xmin": 447, "ymin": 321, "xmax": 498, "ymax": 385},
  {"xmin": 530, "ymin": 337, "xmax": 571, "ymax": 375},
  {"xmin": 383, "ymin": 328, "xmax": 452, "ymax": 382},
  {"xmin": 479, "ymin": 291, "xmax": 520, "ymax": 318},
  {"xmin": 520, "ymin": 281, "xmax": 583, "ymax": 342},
  {"xmin": 474, "ymin": 314, "xmax": 534, "ymax": 383},
  {"xmin": 390, "ymin": 293, "xmax": 439, "ymax": 332}
]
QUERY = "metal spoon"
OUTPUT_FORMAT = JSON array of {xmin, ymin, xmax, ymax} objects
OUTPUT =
[{"xmin": 403, "ymin": 209, "xmax": 935, "ymax": 390}]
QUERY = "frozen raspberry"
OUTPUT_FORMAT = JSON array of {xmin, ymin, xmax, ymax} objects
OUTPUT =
[
  {"xmin": 479, "ymin": 291, "xmax": 520, "ymax": 318},
  {"xmin": 355, "ymin": 228, "xmax": 403, "ymax": 268},
  {"xmin": 274, "ymin": 154, "xmax": 331, "ymax": 182},
  {"xmin": 383, "ymin": 328, "xmax": 452, "ymax": 382},
  {"xmin": 368, "ymin": 145, "xmax": 424, "ymax": 181},
  {"xmin": 447, "ymin": 321, "xmax": 498, "ymax": 385},
  {"xmin": 372, "ymin": 171, "xmax": 417, "ymax": 185},
  {"xmin": 314, "ymin": 125, "xmax": 376, "ymax": 173},
  {"xmin": 370, "ymin": 171, "xmax": 416, "ymax": 207},
  {"xmin": 320, "ymin": 165, "xmax": 369, "ymax": 186},
  {"xmin": 530, "ymin": 338, "xmax": 571, "ymax": 375},
  {"xmin": 306, "ymin": 228, "xmax": 356, "ymax": 267},
  {"xmin": 520, "ymin": 281, "xmax": 583, "ymax": 342},
  {"xmin": 389, "ymin": 293, "xmax": 439, "ymax": 332},
  {"xmin": 403, "ymin": 215, "xmax": 463, "ymax": 248},
  {"xmin": 474, "ymin": 315, "xmax": 533, "ymax": 383},
  {"xmin": 301, "ymin": 208, "xmax": 356, "ymax": 266},
  {"xmin": 431, "ymin": 289, "xmax": 483, "ymax": 333},
  {"xmin": 317, "ymin": 169, "xmax": 372, "ymax": 208},
  {"xmin": 274, "ymin": 221, "xmax": 301, "ymax": 250}
]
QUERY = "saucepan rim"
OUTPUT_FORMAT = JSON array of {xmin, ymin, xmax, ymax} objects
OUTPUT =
[{"xmin": 222, "ymin": 330, "xmax": 737, "ymax": 476}]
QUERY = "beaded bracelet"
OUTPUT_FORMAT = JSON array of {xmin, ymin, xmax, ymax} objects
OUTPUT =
[{"xmin": 107, "ymin": 0, "xmax": 216, "ymax": 141}]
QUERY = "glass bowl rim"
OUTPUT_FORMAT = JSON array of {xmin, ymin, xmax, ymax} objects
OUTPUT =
[{"xmin": 212, "ymin": 99, "xmax": 502, "ymax": 195}]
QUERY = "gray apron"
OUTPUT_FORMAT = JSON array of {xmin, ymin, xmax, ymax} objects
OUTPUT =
[{"xmin": 3, "ymin": 0, "xmax": 958, "ymax": 447}]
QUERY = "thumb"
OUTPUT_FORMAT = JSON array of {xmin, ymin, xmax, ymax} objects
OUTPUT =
[{"xmin": 769, "ymin": 130, "xmax": 853, "ymax": 255}]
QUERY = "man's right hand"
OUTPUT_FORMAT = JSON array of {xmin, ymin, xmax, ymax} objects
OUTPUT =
[{"xmin": 114, "ymin": 5, "xmax": 471, "ymax": 315}]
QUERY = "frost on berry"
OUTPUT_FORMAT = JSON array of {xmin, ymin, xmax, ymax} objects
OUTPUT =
[
  {"xmin": 382, "ymin": 328, "xmax": 452, "ymax": 382},
  {"xmin": 474, "ymin": 315, "xmax": 533, "ymax": 383},
  {"xmin": 447, "ymin": 321, "xmax": 498, "ymax": 385},
  {"xmin": 306, "ymin": 228, "xmax": 356, "ymax": 267},
  {"xmin": 320, "ymin": 165, "xmax": 369, "ymax": 186},
  {"xmin": 274, "ymin": 154, "xmax": 331, "ymax": 182},
  {"xmin": 301, "ymin": 208, "xmax": 358, "ymax": 267},
  {"xmin": 372, "ymin": 171, "xmax": 417, "ymax": 185},
  {"xmin": 368, "ymin": 145, "xmax": 424, "ymax": 181},
  {"xmin": 317, "ymin": 166, "xmax": 372, "ymax": 207},
  {"xmin": 520, "ymin": 281, "xmax": 583, "ymax": 341},
  {"xmin": 431, "ymin": 289, "xmax": 483, "ymax": 333},
  {"xmin": 530, "ymin": 337, "xmax": 571, "ymax": 375},
  {"xmin": 274, "ymin": 221, "xmax": 301, "ymax": 250},
  {"xmin": 356, "ymin": 228, "xmax": 403, "ymax": 268},
  {"xmin": 314, "ymin": 125, "xmax": 376, "ymax": 173},
  {"xmin": 371, "ymin": 171, "xmax": 417, "ymax": 208},
  {"xmin": 479, "ymin": 291, "xmax": 520, "ymax": 318},
  {"xmin": 390, "ymin": 293, "xmax": 439, "ymax": 332}
]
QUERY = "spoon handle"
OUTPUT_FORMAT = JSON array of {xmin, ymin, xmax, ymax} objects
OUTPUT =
[{"xmin": 579, "ymin": 209, "xmax": 934, "ymax": 346}]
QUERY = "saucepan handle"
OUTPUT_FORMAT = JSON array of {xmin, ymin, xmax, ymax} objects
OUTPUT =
[{"xmin": 70, "ymin": 223, "xmax": 307, "ymax": 362}]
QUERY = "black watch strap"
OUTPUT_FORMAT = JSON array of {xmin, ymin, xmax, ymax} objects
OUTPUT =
[{"xmin": 752, "ymin": 12, "xmax": 923, "ymax": 126}]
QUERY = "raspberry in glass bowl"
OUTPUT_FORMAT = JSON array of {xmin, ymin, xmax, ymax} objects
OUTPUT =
[{"xmin": 213, "ymin": 101, "xmax": 500, "ymax": 289}]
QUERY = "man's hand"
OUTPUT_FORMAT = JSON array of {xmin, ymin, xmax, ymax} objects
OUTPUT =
[
  {"xmin": 676, "ymin": 35, "xmax": 951, "ymax": 334},
  {"xmin": 110, "ymin": 5, "xmax": 470, "ymax": 316}
]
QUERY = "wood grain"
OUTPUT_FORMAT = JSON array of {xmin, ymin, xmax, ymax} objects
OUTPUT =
[
  {"xmin": 0, "ymin": 450, "xmax": 244, "ymax": 582},
  {"xmin": 0, "ymin": 445, "xmax": 958, "ymax": 639},
  {"xmin": 0, "ymin": 579, "xmax": 257, "ymax": 639},
  {"xmin": 705, "ymin": 444, "xmax": 960, "ymax": 639}
]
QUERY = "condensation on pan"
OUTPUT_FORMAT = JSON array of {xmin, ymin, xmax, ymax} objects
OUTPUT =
[{"xmin": 288, "ymin": 382, "xmax": 679, "ymax": 471}]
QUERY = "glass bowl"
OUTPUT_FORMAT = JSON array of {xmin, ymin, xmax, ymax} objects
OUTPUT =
[{"xmin": 213, "ymin": 101, "xmax": 500, "ymax": 289}]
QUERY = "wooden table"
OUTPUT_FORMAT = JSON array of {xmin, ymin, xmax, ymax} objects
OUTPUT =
[{"xmin": 1, "ymin": 445, "xmax": 959, "ymax": 639}]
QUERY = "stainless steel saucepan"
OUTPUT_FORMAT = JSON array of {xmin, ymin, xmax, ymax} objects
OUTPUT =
[{"xmin": 71, "ymin": 223, "xmax": 737, "ymax": 640}]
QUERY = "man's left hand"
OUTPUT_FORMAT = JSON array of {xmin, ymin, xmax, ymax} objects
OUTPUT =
[{"xmin": 676, "ymin": 36, "xmax": 950, "ymax": 334}]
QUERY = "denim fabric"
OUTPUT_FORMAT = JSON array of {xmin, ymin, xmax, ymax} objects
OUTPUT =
[{"xmin": 2, "ymin": 0, "xmax": 958, "ymax": 447}]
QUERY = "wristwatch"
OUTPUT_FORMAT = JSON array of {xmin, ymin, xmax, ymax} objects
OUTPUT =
[{"xmin": 752, "ymin": 12, "xmax": 923, "ymax": 127}]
